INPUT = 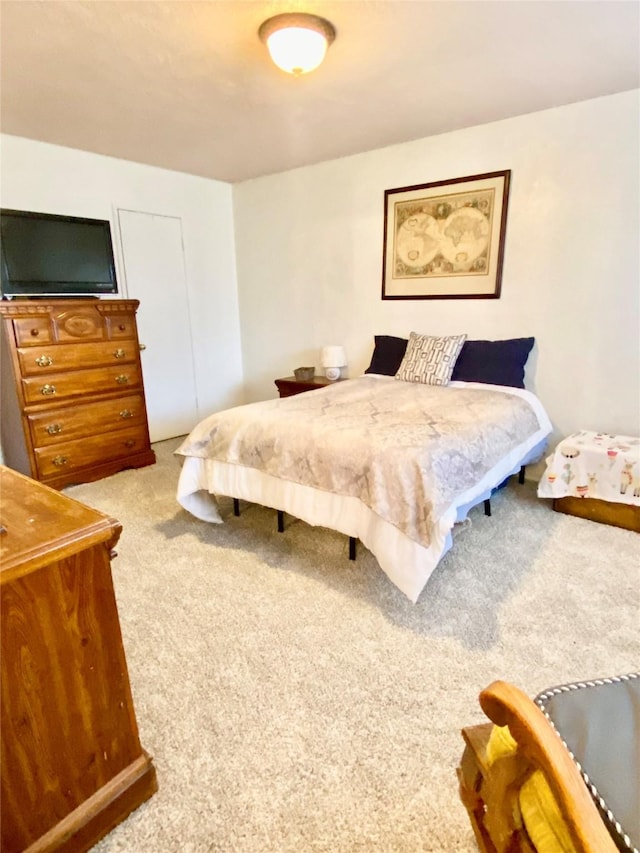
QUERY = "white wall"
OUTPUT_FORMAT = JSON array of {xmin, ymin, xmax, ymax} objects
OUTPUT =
[
  {"xmin": 3, "ymin": 92, "xmax": 638, "ymax": 453},
  {"xmin": 0, "ymin": 134, "xmax": 244, "ymax": 427},
  {"xmin": 233, "ymin": 91, "xmax": 640, "ymax": 447}
]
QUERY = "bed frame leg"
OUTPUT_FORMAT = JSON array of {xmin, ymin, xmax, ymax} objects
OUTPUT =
[
  {"xmin": 349, "ymin": 537, "xmax": 357, "ymax": 561},
  {"xmin": 233, "ymin": 498, "xmax": 240, "ymax": 517},
  {"xmin": 519, "ymin": 466, "xmax": 526, "ymax": 484},
  {"xmin": 277, "ymin": 510, "xmax": 284, "ymax": 533},
  {"xmin": 484, "ymin": 499, "xmax": 491, "ymax": 517}
]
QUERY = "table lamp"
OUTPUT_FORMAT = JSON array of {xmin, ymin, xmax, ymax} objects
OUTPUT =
[{"xmin": 321, "ymin": 345, "xmax": 346, "ymax": 381}]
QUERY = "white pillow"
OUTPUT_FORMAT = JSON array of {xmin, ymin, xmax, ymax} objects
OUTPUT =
[{"xmin": 395, "ymin": 331, "xmax": 467, "ymax": 386}]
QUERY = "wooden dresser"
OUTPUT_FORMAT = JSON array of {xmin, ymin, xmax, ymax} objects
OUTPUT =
[
  {"xmin": 0, "ymin": 465, "xmax": 157, "ymax": 853},
  {"xmin": 0, "ymin": 299, "xmax": 155, "ymax": 488}
]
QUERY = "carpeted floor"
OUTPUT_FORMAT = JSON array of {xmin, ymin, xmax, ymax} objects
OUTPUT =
[{"xmin": 65, "ymin": 438, "xmax": 640, "ymax": 852}]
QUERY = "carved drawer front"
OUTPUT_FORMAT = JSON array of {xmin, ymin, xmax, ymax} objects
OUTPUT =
[
  {"xmin": 28, "ymin": 394, "xmax": 147, "ymax": 447},
  {"xmin": 34, "ymin": 425, "xmax": 149, "ymax": 479},
  {"xmin": 51, "ymin": 307, "xmax": 106, "ymax": 343},
  {"xmin": 22, "ymin": 364, "xmax": 142, "ymax": 405},
  {"xmin": 18, "ymin": 341, "xmax": 137, "ymax": 376},
  {"xmin": 13, "ymin": 317, "xmax": 53, "ymax": 347},
  {"xmin": 107, "ymin": 314, "xmax": 137, "ymax": 340}
]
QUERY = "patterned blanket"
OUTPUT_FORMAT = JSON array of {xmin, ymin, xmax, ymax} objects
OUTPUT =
[{"xmin": 176, "ymin": 376, "xmax": 546, "ymax": 549}]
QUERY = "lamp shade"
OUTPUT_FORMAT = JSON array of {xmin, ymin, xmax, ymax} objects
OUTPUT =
[
  {"xmin": 321, "ymin": 345, "xmax": 346, "ymax": 368},
  {"xmin": 259, "ymin": 13, "xmax": 336, "ymax": 76},
  {"xmin": 321, "ymin": 345, "xmax": 346, "ymax": 380}
]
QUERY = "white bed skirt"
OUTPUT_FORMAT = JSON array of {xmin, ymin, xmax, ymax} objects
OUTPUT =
[{"xmin": 176, "ymin": 436, "xmax": 546, "ymax": 602}]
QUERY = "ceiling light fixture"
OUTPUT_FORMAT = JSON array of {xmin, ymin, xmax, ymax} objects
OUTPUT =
[{"xmin": 258, "ymin": 12, "xmax": 336, "ymax": 76}]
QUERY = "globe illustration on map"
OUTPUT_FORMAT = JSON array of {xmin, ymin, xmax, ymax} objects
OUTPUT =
[
  {"xmin": 439, "ymin": 207, "xmax": 489, "ymax": 269},
  {"xmin": 396, "ymin": 213, "xmax": 441, "ymax": 268}
]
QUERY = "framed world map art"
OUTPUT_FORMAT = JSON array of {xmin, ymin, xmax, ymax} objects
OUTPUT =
[{"xmin": 382, "ymin": 170, "xmax": 511, "ymax": 299}]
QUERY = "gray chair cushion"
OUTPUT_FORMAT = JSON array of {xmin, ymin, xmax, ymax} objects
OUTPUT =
[{"xmin": 535, "ymin": 673, "xmax": 640, "ymax": 853}]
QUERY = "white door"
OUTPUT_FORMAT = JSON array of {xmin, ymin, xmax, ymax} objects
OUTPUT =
[{"xmin": 116, "ymin": 209, "xmax": 198, "ymax": 442}]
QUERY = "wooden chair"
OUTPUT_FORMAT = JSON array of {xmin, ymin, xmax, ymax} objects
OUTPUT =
[{"xmin": 457, "ymin": 680, "xmax": 620, "ymax": 853}]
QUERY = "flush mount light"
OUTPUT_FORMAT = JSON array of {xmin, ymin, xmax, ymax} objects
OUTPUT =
[{"xmin": 258, "ymin": 12, "xmax": 336, "ymax": 76}]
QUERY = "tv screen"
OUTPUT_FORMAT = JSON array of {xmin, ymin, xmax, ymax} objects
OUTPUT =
[{"xmin": 0, "ymin": 209, "xmax": 118, "ymax": 298}]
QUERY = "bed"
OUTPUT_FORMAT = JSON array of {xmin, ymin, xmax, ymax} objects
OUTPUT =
[{"xmin": 176, "ymin": 334, "xmax": 552, "ymax": 602}]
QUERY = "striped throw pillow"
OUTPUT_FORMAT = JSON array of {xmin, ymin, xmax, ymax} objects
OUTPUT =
[{"xmin": 395, "ymin": 332, "xmax": 467, "ymax": 386}]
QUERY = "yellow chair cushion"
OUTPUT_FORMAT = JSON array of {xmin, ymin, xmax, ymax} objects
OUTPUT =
[{"xmin": 486, "ymin": 725, "xmax": 578, "ymax": 853}]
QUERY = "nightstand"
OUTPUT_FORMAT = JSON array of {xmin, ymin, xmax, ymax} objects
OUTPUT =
[{"xmin": 275, "ymin": 375, "xmax": 335, "ymax": 398}]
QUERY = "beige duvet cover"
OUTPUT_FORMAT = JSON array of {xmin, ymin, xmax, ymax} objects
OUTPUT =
[{"xmin": 176, "ymin": 377, "xmax": 552, "ymax": 599}]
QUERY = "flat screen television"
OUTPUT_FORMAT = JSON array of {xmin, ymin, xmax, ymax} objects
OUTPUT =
[{"xmin": 0, "ymin": 208, "xmax": 118, "ymax": 298}]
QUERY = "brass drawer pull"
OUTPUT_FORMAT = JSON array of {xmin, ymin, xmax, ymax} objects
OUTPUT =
[
  {"xmin": 118, "ymin": 324, "xmax": 126, "ymax": 331},
  {"xmin": 113, "ymin": 348, "xmax": 126, "ymax": 359},
  {"xmin": 46, "ymin": 423, "xmax": 62, "ymax": 435},
  {"xmin": 40, "ymin": 384, "xmax": 56, "ymax": 396},
  {"xmin": 119, "ymin": 409, "xmax": 134, "ymax": 419},
  {"xmin": 52, "ymin": 455, "xmax": 68, "ymax": 466},
  {"xmin": 35, "ymin": 355, "xmax": 53, "ymax": 367},
  {"xmin": 30, "ymin": 328, "xmax": 40, "ymax": 337},
  {"xmin": 124, "ymin": 439, "xmax": 136, "ymax": 448},
  {"xmin": 139, "ymin": 343, "xmax": 147, "ymax": 351},
  {"xmin": 115, "ymin": 374, "xmax": 129, "ymax": 385}
]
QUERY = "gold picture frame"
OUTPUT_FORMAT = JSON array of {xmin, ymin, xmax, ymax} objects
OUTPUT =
[{"xmin": 382, "ymin": 170, "xmax": 511, "ymax": 300}]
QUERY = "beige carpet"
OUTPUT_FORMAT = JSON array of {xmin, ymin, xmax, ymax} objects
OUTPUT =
[{"xmin": 66, "ymin": 438, "xmax": 640, "ymax": 852}]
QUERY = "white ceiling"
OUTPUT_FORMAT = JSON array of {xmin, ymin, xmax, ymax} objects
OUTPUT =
[{"xmin": 1, "ymin": 0, "xmax": 639, "ymax": 184}]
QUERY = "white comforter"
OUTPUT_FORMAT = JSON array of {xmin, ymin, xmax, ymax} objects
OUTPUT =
[{"xmin": 176, "ymin": 376, "xmax": 552, "ymax": 601}]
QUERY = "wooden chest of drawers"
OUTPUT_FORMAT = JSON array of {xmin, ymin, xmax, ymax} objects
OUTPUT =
[
  {"xmin": 0, "ymin": 299, "xmax": 155, "ymax": 488},
  {"xmin": 0, "ymin": 466, "xmax": 157, "ymax": 852}
]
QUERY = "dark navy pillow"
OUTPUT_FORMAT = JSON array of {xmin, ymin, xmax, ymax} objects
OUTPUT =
[
  {"xmin": 364, "ymin": 335, "xmax": 408, "ymax": 376},
  {"xmin": 451, "ymin": 337, "xmax": 535, "ymax": 388}
]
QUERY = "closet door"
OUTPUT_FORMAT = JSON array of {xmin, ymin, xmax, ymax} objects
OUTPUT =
[{"xmin": 116, "ymin": 210, "xmax": 198, "ymax": 442}]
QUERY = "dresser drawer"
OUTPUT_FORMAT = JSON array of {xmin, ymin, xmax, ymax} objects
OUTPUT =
[
  {"xmin": 13, "ymin": 317, "xmax": 53, "ymax": 347},
  {"xmin": 51, "ymin": 305, "xmax": 107, "ymax": 343},
  {"xmin": 22, "ymin": 364, "xmax": 142, "ymax": 405},
  {"xmin": 28, "ymin": 394, "xmax": 148, "ymax": 447},
  {"xmin": 34, "ymin": 425, "xmax": 150, "ymax": 479},
  {"xmin": 18, "ymin": 341, "xmax": 138, "ymax": 376},
  {"xmin": 107, "ymin": 314, "xmax": 137, "ymax": 340}
]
